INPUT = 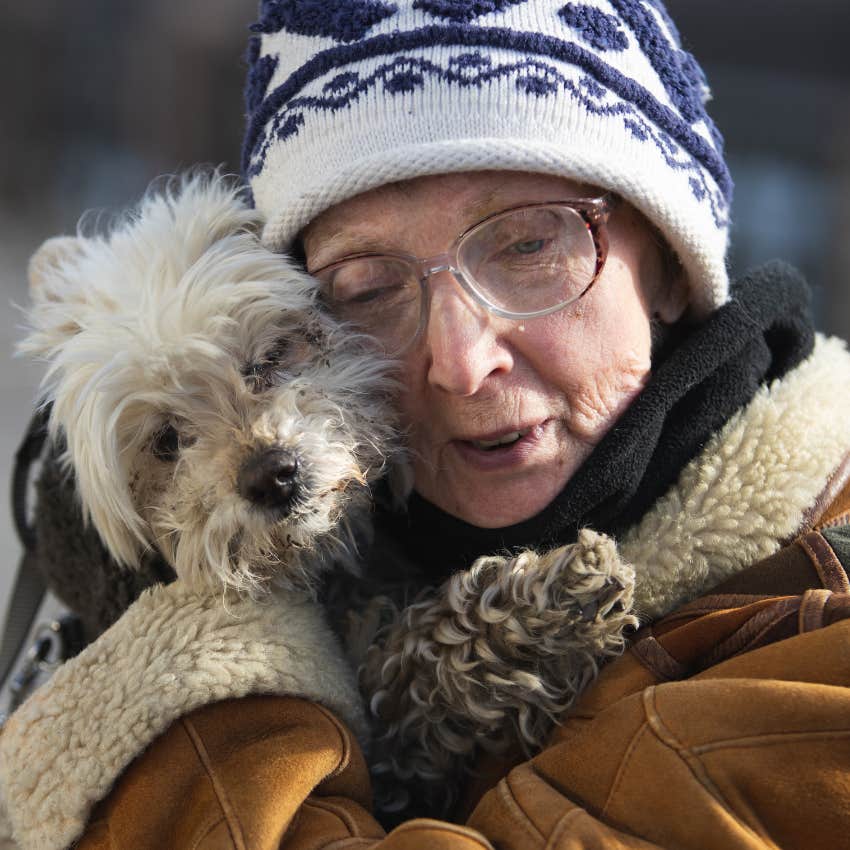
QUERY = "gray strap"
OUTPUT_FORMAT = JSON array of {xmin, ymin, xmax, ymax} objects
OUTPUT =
[
  {"xmin": 0, "ymin": 551, "xmax": 46, "ymax": 689},
  {"xmin": 1, "ymin": 406, "xmax": 51, "ymax": 688}
]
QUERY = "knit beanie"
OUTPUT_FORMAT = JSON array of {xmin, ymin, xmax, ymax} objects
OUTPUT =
[{"xmin": 242, "ymin": 0, "xmax": 733, "ymax": 315}]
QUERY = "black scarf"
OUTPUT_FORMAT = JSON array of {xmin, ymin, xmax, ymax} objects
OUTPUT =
[{"xmin": 370, "ymin": 262, "xmax": 815, "ymax": 583}]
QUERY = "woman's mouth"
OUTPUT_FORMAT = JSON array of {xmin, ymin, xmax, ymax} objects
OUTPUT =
[
  {"xmin": 471, "ymin": 428, "xmax": 531, "ymax": 451},
  {"xmin": 452, "ymin": 422, "xmax": 551, "ymax": 469}
]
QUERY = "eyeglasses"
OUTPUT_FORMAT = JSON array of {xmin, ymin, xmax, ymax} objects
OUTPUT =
[{"xmin": 312, "ymin": 193, "xmax": 618, "ymax": 356}]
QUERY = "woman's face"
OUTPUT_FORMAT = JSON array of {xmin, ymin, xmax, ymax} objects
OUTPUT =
[{"xmin": 303, "ymin": 172, "xmax": 686, "ymax": 528}]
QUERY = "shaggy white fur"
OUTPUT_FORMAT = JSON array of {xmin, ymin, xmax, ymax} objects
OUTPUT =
[
  {"xmin": 625, "ymin": 334, "xmax": 850, "ymax": 620},
  {"xmin": 20, "ymin": 174, "xmax": 397, "ymax": 596},
  {"xmin": 2, "ymin": 333, "xmax": 849, "ymax": 848},
  {"xmin": 0, "ymin": 580, "xmax": 366, "ymax": 850}
]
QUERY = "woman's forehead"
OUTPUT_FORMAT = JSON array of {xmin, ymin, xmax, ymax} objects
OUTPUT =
[{"xmin": 302, "ymin": 170, "xmax": 590, "ymax": 262}]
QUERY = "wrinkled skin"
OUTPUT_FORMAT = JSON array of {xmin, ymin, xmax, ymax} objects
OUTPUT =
[{"xmin": 304, "ymin": 171, "xmax": 687, "ymax": 528}]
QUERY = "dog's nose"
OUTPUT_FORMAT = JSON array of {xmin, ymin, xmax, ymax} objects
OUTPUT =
[{"xmin": 238, "ymin": 449, "xmax": 299, "ymax": 513}]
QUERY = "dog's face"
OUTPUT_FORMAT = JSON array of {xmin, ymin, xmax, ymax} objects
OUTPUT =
[{"xmin": 22, "ymin": 178, "xmax": 398, "ymax": 593}]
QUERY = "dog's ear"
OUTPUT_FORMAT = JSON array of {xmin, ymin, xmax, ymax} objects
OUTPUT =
[
  {"xmin": 21, "ymin": 236, "xmax": 95, "ymax": 356},
  {"xmin": 27, "ymin": 235, "xmax": 88, "ymax": 302}
]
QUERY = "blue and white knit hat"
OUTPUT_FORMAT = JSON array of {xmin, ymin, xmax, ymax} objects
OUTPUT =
[{"xmin": 242, "ymin": 0, "xmax": 733, "ymax": 314}]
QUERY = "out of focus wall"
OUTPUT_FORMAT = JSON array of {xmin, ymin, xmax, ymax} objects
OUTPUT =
[
  {"xmin": 667, "ymin": 0, "xmax": 850, "ymax": 337},
  {"xmin": 1, "ymin": 2, "xmax": 848, "ymax": 615}
]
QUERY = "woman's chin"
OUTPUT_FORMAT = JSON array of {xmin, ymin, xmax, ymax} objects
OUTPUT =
[{"xmin": 421, "ymin": 470, "xmax": 573, "ymax": 529}]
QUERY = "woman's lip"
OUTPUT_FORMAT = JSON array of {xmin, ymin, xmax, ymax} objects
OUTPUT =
[
  {"xmin": 450, "ymin": 421, "xmax": 552, "ymax": 470},
  {"xmin": 457, "ymin": 422, "xmax": 545, "ymax": 444}
]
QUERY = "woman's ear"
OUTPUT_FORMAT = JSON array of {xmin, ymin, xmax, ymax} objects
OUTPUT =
[{"xmin": 653, "ymin": 252, "xmax": 690, "ymax": 325}]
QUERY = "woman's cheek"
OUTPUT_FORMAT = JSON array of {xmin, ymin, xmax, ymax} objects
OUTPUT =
[{"xmin": 564, "ymin": 348, "xmax": 651, "ymax": 441}]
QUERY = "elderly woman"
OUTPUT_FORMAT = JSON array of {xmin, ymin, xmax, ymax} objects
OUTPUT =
[{"xmin": 4, "ymin": 1, "xmax": 850, "ymax": 848}]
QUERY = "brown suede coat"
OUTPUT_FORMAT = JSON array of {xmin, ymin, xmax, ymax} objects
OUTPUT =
[{"xmin": 69, "ymin": 476, "xmax": 850, "ymax": 850}]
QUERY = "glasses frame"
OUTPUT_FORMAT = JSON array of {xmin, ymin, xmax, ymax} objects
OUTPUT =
[{"xmin": 313, "ymin": 192, "xmax": 619, "ymax": 354}]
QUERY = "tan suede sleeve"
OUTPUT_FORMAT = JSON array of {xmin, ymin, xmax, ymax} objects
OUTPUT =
[
  {"xmin": 468, "ymin": 620, "xmax": 850, "ymax": 850},
  {"xmin": 76, "ymin": 692, "xmax": 660, "ymax": 849},
  {"xmin": 77, "ymin": 695, "xmax": 494, "ymax": 850}
]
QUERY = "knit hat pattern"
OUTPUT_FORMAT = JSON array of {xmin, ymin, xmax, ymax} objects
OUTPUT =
[{"xmin": 242, "ymin": 0, "xmax": 733, "ymax": 314}]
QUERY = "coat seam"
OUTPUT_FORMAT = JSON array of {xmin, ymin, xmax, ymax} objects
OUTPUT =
[
  {"xmin": 497, "ymin": 775, "xmax": 547, "ymax": 846},
  {"xmin": 545, "ymin": 808, "xmax": 587, "ymax": 849},
  {"xmin": 691, "ymin": 727, "xmax": 850, "ymax": 755},
  {"xmin": 818, "ymin": 513, "xmax": 850, "ymax": 531},
  {"xmin": 388, "ymin": 820, "xmax": 494, "ymax": 848},
  {"xmin": 800, "ymin": 532, "xmax": 850, "ymax": 593},
  {"xmin": 311, "ymin": 702, "xmax": 354, "ymax": 780},
  {"xmin": 641, "ymin": 687, "xmax": 776, "ymax": 845},
  {"xmin": 191, "ymin": 814, "xmax": 231, "ymax": 850},
  {"xmin": 302, "ymin": 798, "xmax": 363, "ymax": 838},
  {"xmin": 601, "ymin": 720, "xmax": 650, "ymax": 818},
  {"xmin": 181, "ymin": 716, "xmax": 246, "ymax": 850}
]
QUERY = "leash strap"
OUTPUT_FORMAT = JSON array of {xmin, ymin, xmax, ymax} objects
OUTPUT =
[
  {"xmin": 0, "ymin": 407, "xmax": 52, "ymax": 689},
  {"xmin": 0, "ymin": 551, "xmax": 47, "ymax": 692}
]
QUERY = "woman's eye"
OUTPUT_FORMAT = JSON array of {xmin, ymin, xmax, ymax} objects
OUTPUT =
[
  {"xmin": 344, "ymin": 282, "xmax": 404, "ymax": 305},
  {"xmin": 333, "ymin": 274, "xmax": 402, "ymax": 304},
  {"xmin": 327, "ymin": 258, "xmax": 415, "ymax": 307},
  {"xmin": 151, "ymin": 424, "xmax": 180, "ymax": 462},
  {"xmin": 511, "ymin": 238, "xmax": 546, "ymax": 255}
]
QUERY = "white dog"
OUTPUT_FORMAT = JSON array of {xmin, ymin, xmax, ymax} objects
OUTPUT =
[{"xmin": 21, "ymin": 174, "xmax": 397, "ymax": 597}]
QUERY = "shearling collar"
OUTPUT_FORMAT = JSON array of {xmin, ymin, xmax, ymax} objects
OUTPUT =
[
  {"xmin": 2, "ymin": 334, "xmax": 850, "ymax": 850},
  {"xmin": 0, "ymin": 585, "xmax": 367, "ymax": 850},
  {"xmin": 625, "ymin": 334, "xmax": 850, "ymax": 620}
]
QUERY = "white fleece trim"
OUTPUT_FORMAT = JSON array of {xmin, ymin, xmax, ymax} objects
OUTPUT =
[
  {"xmin": 624, "ymin": 334, "xmax": 850, "ymax": 619},
  {"xmin": 0, "ymin": 581, "xmax": 365, "ymax": 850}
]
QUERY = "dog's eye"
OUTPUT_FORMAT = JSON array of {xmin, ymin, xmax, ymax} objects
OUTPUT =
[
  {"xmin": 151, "ymin": 424, "xmax": 180, "ymax": 462},
  {"xmin": 243, "ymin": 339, "xmax": 289, "ymax": 392}
]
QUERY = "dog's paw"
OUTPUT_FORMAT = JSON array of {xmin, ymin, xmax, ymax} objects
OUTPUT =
[{"xmin": 363, "ymin": 530, "xmax": 638, "ymax": 819}]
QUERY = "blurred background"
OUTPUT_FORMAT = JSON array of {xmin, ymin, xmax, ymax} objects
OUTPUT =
[{"xmin": 0, "ymin": 1, "xmax": 849, "ymax": 614}]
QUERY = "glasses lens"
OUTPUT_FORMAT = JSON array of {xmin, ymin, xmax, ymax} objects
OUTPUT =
[
  {"xmin": 319, "ymin": 257, "xmax": 421, "ymax": 355},
  {"xmin": 458, "ymin": 205, "xmax": 598, "ymax": 315}
]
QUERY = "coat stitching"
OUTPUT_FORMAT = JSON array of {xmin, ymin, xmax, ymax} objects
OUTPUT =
[
  {"xmin": 601, "ymin": 719, "xmax": 650, "ymax": 818},
  {"xmin": 182, "ymin": 716, "xmax": 247, "ymax": 850},
  {"xmin": 800, "ymin": 532, "xmax": 850, "ymax": 593},
  {"xmin": 691, "ymin": 727, "xmax": 850, "ymax": 755},
  {"xmin": 800, "ymin": 450, "xmax": 850, "ymax": 536},
  {"xmin": 388, "ymin": 819, "xmax": 495, "ymax": 848},
  {"xmin": 497, "ymin": 775, "xmax": 546, "ymax": 845},
  {"xmin": 302, "ymin": 797, "xmax": 364, "ymax": 838},
  {"xmin": 312, "ymin": 702, "xmax": 354, "ymax": 781},
  {"xmin": 696, "ymin": 599, "xmax": 800, "ymax": 671},
  {"xmin": 642, "ymin": 687, "xmax": 778, "ymax": 843},
  {"xmin": 191, "ymin": 815, "xmax": 232, "ymax": 850},
  {"xmin": 545, "ymin": 807, "xmax": 586, "ymax": 849}
]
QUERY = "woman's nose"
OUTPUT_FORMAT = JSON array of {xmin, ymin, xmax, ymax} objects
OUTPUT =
[{"xmin": 423, "ymin": 271, "xmax": 513, "ymax": 396}]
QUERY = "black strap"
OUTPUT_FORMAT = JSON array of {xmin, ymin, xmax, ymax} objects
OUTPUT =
[
  {"xmin": 12, "ymin": 406, "xmax": 52, "ymax": 550},
  {"xmin": 0, "ymin": 551, "xmax": 47, "ymax": 690},
  {"xmin": 1, "ymin": 407, "xmax": 52, "ymax": 688}
]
